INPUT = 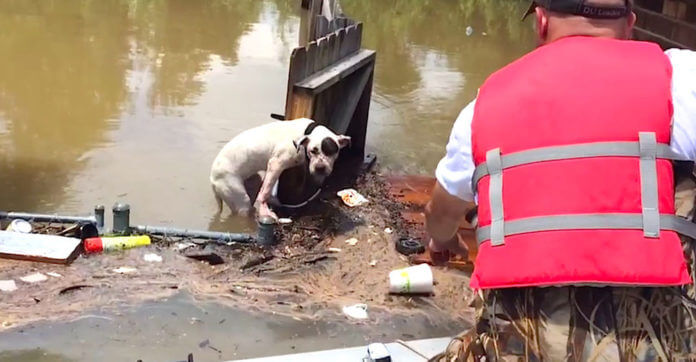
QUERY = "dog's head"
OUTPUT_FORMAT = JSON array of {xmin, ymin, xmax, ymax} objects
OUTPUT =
[{"xmin": 294, "ymin": 126, "xmax": 351, "ymax": 185}]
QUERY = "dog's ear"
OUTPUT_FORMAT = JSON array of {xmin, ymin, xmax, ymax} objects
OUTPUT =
[
  {"xmin": 336, "ymin": 135, "xmax": 351, "ymax": 149},
  {"xmin": 293, "ymin": 136, "xmax": 310, "ymax": 150}
]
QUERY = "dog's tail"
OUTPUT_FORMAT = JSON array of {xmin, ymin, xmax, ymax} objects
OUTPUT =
[{"xmin": 212, "ymin": 184, "xmax": 223, "ymax": 212}]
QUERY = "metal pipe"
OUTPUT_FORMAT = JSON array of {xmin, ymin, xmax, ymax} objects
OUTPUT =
[
  {"xmin": 112, "ymin": 203, "xmax": 130, "ymax": 235},
  {"xmin": 94, "ymin": 205, "xmax": 105, "ymax": 233},
  {"xmin": 257, "ymin": 216, "xmax": 277, "ymax": 246},
  {"xmin": 0, "ymin": 211, "xmax": 97, "ymax": 225},
  {"xmin": 131, "ymin": 225, "xmax": 255, "ymax": 244}
]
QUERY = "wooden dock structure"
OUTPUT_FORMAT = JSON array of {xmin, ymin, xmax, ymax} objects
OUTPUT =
[
  {"xmin": 633, "ymin": 0, "xmax": 696, "ymax": 50},
  {"xmin": 277, "ymin": 0, "xmax": 376, "ymax": 205}
]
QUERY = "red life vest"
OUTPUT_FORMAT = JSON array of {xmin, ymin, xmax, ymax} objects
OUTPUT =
[{"xmin": 470, "ymin": 36, "xmax": 693, "ymax": 290}]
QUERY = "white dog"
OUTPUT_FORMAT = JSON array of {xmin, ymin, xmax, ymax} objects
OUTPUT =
[{"xmin": 210, "ymin": 118, "xmax": 351, "ymax": 220}]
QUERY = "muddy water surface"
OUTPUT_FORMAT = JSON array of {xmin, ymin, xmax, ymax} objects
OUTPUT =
[{"xmin": 0, "ymin": 0, "xmax": 534, "ymax": 360}]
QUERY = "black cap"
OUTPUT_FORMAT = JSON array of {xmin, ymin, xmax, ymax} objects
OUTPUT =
[{"xmin": 523, "ymin": 0, "xmax": 631, "ymax": 20}]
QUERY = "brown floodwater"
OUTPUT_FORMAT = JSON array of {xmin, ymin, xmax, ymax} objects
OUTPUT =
[{"xmin": 0, "ymin": 0, "xmax": 534, "ymax": 360}]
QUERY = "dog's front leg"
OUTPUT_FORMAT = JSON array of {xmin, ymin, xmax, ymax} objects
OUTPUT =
[{"xmin": 256, "ymin": 158, "xmax": 285, "ymax": 220}]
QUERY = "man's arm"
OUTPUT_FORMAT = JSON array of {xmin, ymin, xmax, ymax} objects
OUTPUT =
[
  {"xmin": 426, "ymin": 100, "xmax": 477, "ymax": 254},
  {"xmin": 667, "ymin": 48, "xmax": 696, "ymax": 161},
  {"xmin": 425, "ymin": 182, "xmax": 475, "ymax": 253}
]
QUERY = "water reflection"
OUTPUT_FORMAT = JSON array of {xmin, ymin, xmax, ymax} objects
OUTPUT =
[
  {"xmin": 341, "ymin": 0, "xmax": 535, "ymax": 174},
  {"xmin": 0, "ymin": 0, "xmax": 130, "ymax": 211},
  {"xmin": 0, "ymin": 0, "xmax": 534, "ymax": 230}
]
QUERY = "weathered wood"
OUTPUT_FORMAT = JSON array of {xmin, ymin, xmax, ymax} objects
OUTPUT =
[
  {"xmin": 288, "ymin": 90, "xmax": 315, "ymax": 120},
  {"xmin": 634, "ymin": 5, "xmax": 696, "ymax": 49},
  {"xmin": 330, "ymin": 62, "xmax": 373, "ymax": 134},
  {"xmin": 295, "ymin": 49, "xmax": 375, "ymax": 94},
  {"xmin": 281, "ymin": 12, "xmax": 375, "ymax": 198}
]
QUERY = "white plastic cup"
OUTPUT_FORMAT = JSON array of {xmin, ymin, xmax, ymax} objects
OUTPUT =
[
  {"xmin": 6, "ymin": 219, "xmax": 32, "ymax": 233},
  {"xmin": 388, "ymin": 264, "xmax": 434, "ymax": 294}
]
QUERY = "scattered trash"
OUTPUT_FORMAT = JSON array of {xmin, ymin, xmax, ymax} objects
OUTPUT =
[
  {"xmin": 395, "ymin": 238, "xmax": 425, "ymax": 256},
  {"xmin": 278, "ymin": 218, "xmax": 293, "ymax": 225},
  {"xmin": 143, "ymin": 253, "xmax": 163, "ymax": 263},
  {"xmin": 0, "ymin": 280, "xmax": 17, "ymax": 292},
  {"xmin": 84, "ymin": 235, "xmax": 151, "ymax": 253},
  {"xmin": 175, "ymin": 242, "xmax": 196, "ymax": 251},
  {"xmin": 112, "ymin": 267, "xmax": 137, "ymax": 274},
  {"xmin": 337, "ymin": 189, "xmax": 369, "ymax": 207},
  {"xmin": 482, "ymin": 32, "xmax": 488, "ymax": 36},
  {"xmin": 366, "ymin": 343, "xmax": 391, "ymax": 361},
  {"xmin": 59, "ymin": 285, "xmax": 93, "ymax": 295},
  {"xmin": 184, "ymin": 247, "xmax": 225, "ymax": 265},
  {"xmin": 20, "ymin": 272, "xmax": 48, "ymax": 283},
  {"xmin": 389, "ymin": 264, "xmax": 434, "ymax": 295},
  {"xmin": 6, "ymin": 219, "xmax": 32, "ymax": 233},
  {"xmin": 384, "ymin": 227, "xmax": 393, "ymax": 234},
  {"xmin": 240, "ymin": 254, "xmax": 274, "ymax": 270},
  {"xmin": 46, "ymin": 272, "xmax": 63, "ymax": 278},
  {"xmin": 342, "ymin": 303, "xmax": 369, "ymax": 320},
  {"xmin": 0, "ymin": 231, "xmax": 82, "ymax": 265},
  {"xmin": 327, "ymin": 247, "xmax": 342, "ymax": 253},
  {"xmin": 345, "ymin": 238, "xmax": 359, "ymax": 246},
  {"xmin": 466, "ymin": 26, "xmax": 474, "ymax": 36},
  {"xmin": 369, "ymin": 260, "xmax": 378, "ymax": 267}
]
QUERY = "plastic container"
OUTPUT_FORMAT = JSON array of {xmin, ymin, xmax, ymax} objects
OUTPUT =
[
  {"xmin": 388, "ymin": 264, "xmax": 434, "ymax": 294},
  {"xmin": 6, "ymin": 219, "xmax": 32, "ymax": 233},
  {"xmin": 84, "ymin": 235, "xmax": 151, "ymax": 253}
]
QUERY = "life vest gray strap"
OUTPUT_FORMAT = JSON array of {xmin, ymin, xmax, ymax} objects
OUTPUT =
[
  {"xmin": 476, "ymin": 213, "xmax": 696, "ymax": 245},
  {"xmin": 486, "ymin": 149, "xmax": 505, "ymax": 246},
  {"xmin": 639, "ymin": 132, "xmax": 660, "ymax": 238},
  {"xmin": 471, "ymin": 141, "xmax": 687, "ymax": 193}
]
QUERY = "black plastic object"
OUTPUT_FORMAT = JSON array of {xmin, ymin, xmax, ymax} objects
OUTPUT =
[
  {"xmin": 396, "ymin": 237, "xmax": 426, "ymax": 256},
  {"xmin": 79, "ymin": 223, "xmax": 99, "ymax": 239}
]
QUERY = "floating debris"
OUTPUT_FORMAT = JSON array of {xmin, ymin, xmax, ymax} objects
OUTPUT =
[
  {"xmin": 20, "ymin": 272, "xmax": 48, "ymax": 283},
  {"xmin": 466, "ymin": 26, "xmax": 474, "ymax": 36},
  {"xmin": 337, "ymin": 189, "xmax": 369, "ymax": 207},
  {"xmin": 0, "ymin": 280, "xmax": 17, "ymax": 292},
  {"xmin": 175, "ymin": 242, "xmax": 196, "ymax": 251},
  {"xmin": 345, "ymin": 238, "xmax": 359, "ymax": 246},
  {"xmin": 342, "ymin": 304, "xmax": 368, "ymax": 320},
  {"xmin": 112, "ymin": 267, "xmax": 137, "ymax": 274},
  {"xmin": 184, "ymin": 248, "xmax": 225, "ymax": 265},
  {"xmin": 278, "ymin": 218, "xmax": 293, "ymax": 225},
  {"xmin": 143, "ymin": 253, "xmax": 163, "ymax": 263}
]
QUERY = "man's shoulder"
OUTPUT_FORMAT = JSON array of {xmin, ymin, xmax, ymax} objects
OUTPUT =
[{"xmin": 665, "ymin": 48, "xmax": 696, "ymax": 67}]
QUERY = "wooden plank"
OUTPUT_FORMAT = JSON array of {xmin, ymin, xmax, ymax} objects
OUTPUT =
[
  {"xmin": 304, "ymin": 42, "xmax": 319, "ymax": 76},
  {"xmin": 284, "ymin": 48, "xmax": 308, "ymax": 118},
  {"xmin": 288, "ymin": 90, "xmax": 315, "ymax": 120},
  {"xmin": 330, "ymin": 62, "xmax": 374, "ymax": 134},
  {"xmin": 0, "ymin": 231, "xmax": 82, "ymax": 265},
  {"xmin": 340, "ymin": 24, "xmax": 361, "ymax": 58},
  {"xmin": 316, "ymin": 37, "xmax": 331, "ymax": 71},
  {"xmin": 633, "ymin": 27, "xmax": 691, "ymax": 49},
  {"xmin": 294, "ymin": 49, "xmax": 375, "ymax": 94},
  {"xmin": 315, "ymin": 15, "xmax": 329, "ymax": 39}
]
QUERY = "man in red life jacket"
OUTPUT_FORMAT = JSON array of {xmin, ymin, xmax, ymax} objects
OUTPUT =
[{"xmin": 426, "ymin": 0, "xmax": 696, "ymax": 359}]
